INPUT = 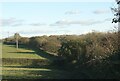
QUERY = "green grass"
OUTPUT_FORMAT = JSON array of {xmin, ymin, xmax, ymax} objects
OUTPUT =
[
  {"xmin": 2, "ymin": 44, "xmax": 46, "ymax": 59},
  {"xmin": 0, "ymin": 43, "xmax": 2, "ymax": 58},
  {"xmin": 2, "ymin": 66, "xmax": 71, "ymax": 79},
  {"xmin": 2, "ymin": 44, "xmax": 71, "ymax": 79}
]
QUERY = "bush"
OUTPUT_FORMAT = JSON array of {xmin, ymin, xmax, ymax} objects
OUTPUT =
[
  {"xmin": 42, "ymin": 36, "xmax": 61, "ymax": 53},
  {"xmin": 19, "ymin": 37, "xmax": 30, "ymax": 45},
  {"xmin": 58, "ymin": 31, "xmax": 120, "ymax": 78}
]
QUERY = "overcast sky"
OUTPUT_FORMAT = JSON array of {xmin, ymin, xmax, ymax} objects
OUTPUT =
[{"xmin": 0, "ymin": 1, "xmax": 117, "ymax": 38}]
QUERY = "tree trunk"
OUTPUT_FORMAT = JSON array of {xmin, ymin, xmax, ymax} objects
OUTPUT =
[
  {"xmin": 16, "ymin": 37, "xmax": 18, "ymax": 50},
  {"xmin": 16, "ymin": 40, "xmax": 18, "ymax": 50}
]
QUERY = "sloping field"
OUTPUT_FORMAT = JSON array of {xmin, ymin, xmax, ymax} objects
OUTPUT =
[
  {"xmin": 2, "ymin": 44, "xmax": 70, "ymax": 79},
  {"xmin": 2, "ymin": 44, "xmax": 46, "ymax": 59}
]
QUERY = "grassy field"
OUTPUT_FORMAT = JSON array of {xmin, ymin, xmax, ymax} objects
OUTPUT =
[
  {"xmin": 2, "ymin": 66, "xmax": 70, "ymax": 79},
  {"xmin": 2, "ymin": 44, "xmax": 46, "ymax": 59},
  {"xmin": 2, "ymin": 44, "xmax": 71, "ymax": 79}
]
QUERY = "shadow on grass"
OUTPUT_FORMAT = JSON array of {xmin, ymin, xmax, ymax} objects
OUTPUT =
[
  {"xmin": 33, "ymin": 49, "xmax": 58, "ymax": 61},
  {"xmin": 28, "ymin": 70, "xmax": 71, "ymax": 79},
  {"xmin": 2, "ymin": 68, "xmax": 71, "ymax": 79},
  {"xmin": 3, "ymin": 65, "xmax": 55, "ymax": 69},
  {"xmin": 5, "ymin": 44, "xmax": 58, "ymax": 61},
  {"xmin": 20, "ymin": 45, "xmax": 59, "ymax": 61},
  {"xmin": 7, "ymin": 45, "xmax": 16, "ymax": 48},
  {"xmin": 2, "ymin": 79, "xmax": 46, "ymax": 81},
  {"xmin": 6, "ymin": 44, "xmax": 31, "ymax": 50},
  {"xmin": 3, "ymin": 44, "xmax": 72, "ymax": 79},
  {"xmin": 7, "ymin": 52, "xmax": 36, "ymax": 54}
]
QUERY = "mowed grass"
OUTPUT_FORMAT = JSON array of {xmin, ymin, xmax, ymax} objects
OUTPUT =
[
  {"xmin": 2, "ymin": 44, "xmax": 46, "ymax": 59},
  {"xmin": 2, "ymin": 66, "xmax": 70, "ymax": 79},
  {"xmin": 2, "ymin": 66, "xmax": 51, "ymax": 79},
  {"xmin": 2, "ymin": 44, "xmax": 70, "ymax": 79},
  {"xmin": 0, "ymin": 43, "xmax": 2, "ymax": 58}
]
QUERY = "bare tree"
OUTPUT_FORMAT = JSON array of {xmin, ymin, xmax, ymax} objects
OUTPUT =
[
  {"xmin": 112, "ymin": 0, "xmax": 120, "ymax": 24},
  {"xmin": 112, "ymin": 0, "xmax": 120, "ymax": 58}
]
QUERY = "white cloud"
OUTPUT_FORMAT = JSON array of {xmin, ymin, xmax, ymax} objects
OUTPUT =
[
  {"xmin": 19, "ymin": 29, "xmax": 69, "ymax": 35},
  {"xmin": 104, "ymin": 18, "xmax": 112, "ymax": 21},
  {"xmin": 0, "ymin": 18, "xmax": 24, "ymax": 27},
  {"xmin": 93, "ymin": 9, "xmax": 110, "ymax": 14},
  {"xmin": 65, "ymin": 10, "xmax": 81, "ymax": 15},
  {"xmin": 1, "ymin": 29, "xmax": 70, "ymax": 38},
  {"xmin": 0, "ymin": 18, "xmax": 48, "ymax": 27},
  {"xmin": 55, "ymin": 19, "xmax": 104, "ymax": 26},
  {"xmin": 29, "ymin": 23, "xmax": 47, "ymax": 26}
]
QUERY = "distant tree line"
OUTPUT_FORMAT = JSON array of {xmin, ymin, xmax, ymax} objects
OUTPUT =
[{"xmin": 3, "ymin": 31, "xmax": 120, "ymax": 78}]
